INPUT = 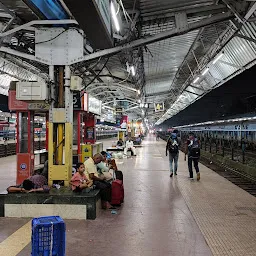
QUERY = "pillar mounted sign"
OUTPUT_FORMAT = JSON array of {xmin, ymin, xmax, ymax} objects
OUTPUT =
[{"xmin": 154, "ymin": 103, "xmax": 165, "ymax": 112}]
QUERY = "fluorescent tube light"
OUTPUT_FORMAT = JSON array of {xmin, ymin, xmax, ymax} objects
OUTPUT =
[
  {"xmin": 111, "ymin": 2, "xmax": 120, "ymax": 32},
  {"xmin": 193, "ymin": 77, "xmax": 200, "ymax": 84},
  {"xmin": 131, "ymin": 66, "xmax": 136, "ymax": 76},
  {"xmin": 202, "ymin": 67, "xmax": 209, "ymax": 76},
  {"xmin": 213, "ymin": 53, "xmax": 224, "ymax": 64}
]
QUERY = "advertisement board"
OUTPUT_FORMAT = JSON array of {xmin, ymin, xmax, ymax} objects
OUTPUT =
[
  {"xmin": 88, "ymin": 95, "xmax": 102, "ymax": 115},
  {"xmin": 16, "ymin": 153, "xmax": 32, "ymax": 184},
  {"xmin": 115, "ymin": 107, "xmax": 123, "ymax": 127},
  {"xmin": 8, "ymin": 90, "xmax": 28, "ymax": 111}
]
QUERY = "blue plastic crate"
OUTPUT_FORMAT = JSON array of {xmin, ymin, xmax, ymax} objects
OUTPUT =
[{"xmin": 31, "ymin": 216, "xmax": 66, "ymax": 256}]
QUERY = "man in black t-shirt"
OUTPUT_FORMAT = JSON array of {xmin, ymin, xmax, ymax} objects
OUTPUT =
[{"xmin": 185, "ymin": 133, "xmax": 200, "ymax": 181}]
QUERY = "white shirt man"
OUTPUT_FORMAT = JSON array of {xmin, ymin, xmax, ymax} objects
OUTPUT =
[{"xmin": 124, "ymin": 139, "xmax": 136, "ymax": 156}]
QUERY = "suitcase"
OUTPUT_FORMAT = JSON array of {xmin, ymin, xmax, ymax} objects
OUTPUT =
[
  {"xmin": 111, "ymin": 180, "xmax": 124, "ymax": 205},
  {"xmin": 115, "ymin": 170, "xmax": 123, "ymax": 181}
]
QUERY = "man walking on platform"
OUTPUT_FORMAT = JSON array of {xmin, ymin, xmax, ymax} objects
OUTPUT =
[
  {"xmin": 185, "ymin": 133, "xmax": 201, "ymax": 181},
  {"xmin": 166, "ymin": 133, "xmax": 179, "ymax": 177}
]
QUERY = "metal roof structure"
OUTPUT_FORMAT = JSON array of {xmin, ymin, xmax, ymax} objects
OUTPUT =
[{"xmin": 0, "ymin": 1, "xmax": 255, "ymax": 125}]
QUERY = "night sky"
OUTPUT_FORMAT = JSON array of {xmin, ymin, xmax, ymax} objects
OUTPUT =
[{"xmin": 161, "ymin": 65, "xmax": 256, "ymax": 129}]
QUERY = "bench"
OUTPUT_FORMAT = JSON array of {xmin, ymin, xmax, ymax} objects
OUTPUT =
[
  {"xmin": 0, "ymin": 188, "xmax": 101, "ymax": 220},
  {"xmin": 106, "ymin": 147, "xmax": 124, "ymax": 152}
]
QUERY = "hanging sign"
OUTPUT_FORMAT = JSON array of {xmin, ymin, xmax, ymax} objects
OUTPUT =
[
  {"xmin": 28, "ymin": 102, "xmax": 50, "ymax": 111},
  {"xmin": 73, "ymin": 92, "xmax": 82, "ymax": 110},
  {"xmin": 154, "ymin": 103, "xmax": 165, "ymax": 112},
  {"xmin": 8, "ymin": 90, "xmax": 28, "ymax": 111},
  {"xmin": 88, "ymin": 95, "xmax": 102, "ymax": 115},
  {"xmin": 115, "ymin": 107, "xmax": 123, "ymax": 113}
]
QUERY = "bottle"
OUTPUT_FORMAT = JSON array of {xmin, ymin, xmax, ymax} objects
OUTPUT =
[{"xmin": 53, "ymin": 184, "xmax": 60, "ymax": 189}]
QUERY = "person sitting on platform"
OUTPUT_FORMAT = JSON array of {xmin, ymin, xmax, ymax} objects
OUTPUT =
[
  {"xmin": 7, "ymin": 174, "xmax": 50, "ymax": 193},
  {"xmin": 96, "ymin": 151, "xmax": 113, "ymax": 181},
  {"xmin": 70, "ymin": 162, "xmax": 93, "ymax": 192},
  {"xmin": 124, "ymin": 137, "xmax": 137, "ymax": 156},
  {"xmin": 135, "ymin": 135, "xmax": 142, "ymax": 145},
  {"xmin": 84, "ymin": 153, "xmax": 114, "ymax": 209},
  {"xmin": 117, "ymin": 138, "xmax": 124, "ymax": 147},
  {"xmin": 97, "ymin": 151, "xmax": 112, "ymax": 171}
]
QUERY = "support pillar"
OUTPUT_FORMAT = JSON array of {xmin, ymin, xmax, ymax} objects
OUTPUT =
[{"xmin": 48, "ymin": 66, "xmax": 73, "ymax": 187}]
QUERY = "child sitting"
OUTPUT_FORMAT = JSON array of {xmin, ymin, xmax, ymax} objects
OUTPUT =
[{"xmin": 70, "ymin": 163, "xmax": 93, "ymax": 192}]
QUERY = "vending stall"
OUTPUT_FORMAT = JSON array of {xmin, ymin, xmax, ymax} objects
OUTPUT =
[
  {"xmin": 8, "ymin": 87, "xmax": 49, "ymax": 184},
  {"xmin": 73, "ymin": 93, "xmax": 103, "ymax": 163},
  {"xmin": 81, "ymin": 95, "xmax": 103, "ymax": 162}
]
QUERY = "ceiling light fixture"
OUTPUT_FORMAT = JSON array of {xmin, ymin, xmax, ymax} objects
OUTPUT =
[
  {"xmin": 110, "ymin": 1, "xmax": 120, "ymax": 32},
  {"xmin": 193, "ymin": 77, "xmax": 200, "ymax": 84},
  {"xmin": 213, "ymin": 52, "xmax": 224, "ymax": 65},
  {"xmin": 131, "ymin": 66, "xmax": 136, "ymax": 76},
  {"xmin": 202, "ymin": 67, "xmax": 209, "ymax": 76}
]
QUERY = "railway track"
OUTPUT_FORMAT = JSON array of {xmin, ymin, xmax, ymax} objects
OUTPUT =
[
  {"xmin": 200, "ymin": 155, "xmax": 256, "ymax": 197},
  {"xmin": 160, "ymin": 135, "xmax": 256, "ymax": 197}
]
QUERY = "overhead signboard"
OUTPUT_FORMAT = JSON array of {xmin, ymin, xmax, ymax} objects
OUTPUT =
[
  {"xmin": 28, "ymin": 102, "xmax": 50, "ymax": 111},
  {"xmin": 8, "ymin": 90, "xmax": 28, "ymax": 111},
  {"xmin": 115, "ymin": 107, "xmax": 123, "ymax": 127},
  {"xmin": 83, "ymin": 92, "xmax": 88, "ymax": 112},
  {"xmin": 88, "ymin": 95, "xmax": 102, "ymax": 115},
  {"xmin": 101, "ymin": 109, "xmax": 115, "ymax": 123},
  {"xmin": 73, "ymin": 92, "xmax": 82, "ymax": 110},
  {"xmin": 154, "ymin": 103, "xmax": 165, "ymax": 112},
  {"xmin": 115, "ymin": 107, "xmax": 123, "ymax": 113},
  {"xmin": 73, "ymin": 92, "xmax": 89, "ymax": 111}
]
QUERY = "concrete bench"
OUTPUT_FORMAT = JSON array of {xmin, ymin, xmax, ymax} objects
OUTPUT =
[
  {"xmin": 0, "ymin": 188, "xmax": 101, "ymax": 220},
  {"xmin": 106, "ymin": 147, "xmax": 124, "ymax": 152}
]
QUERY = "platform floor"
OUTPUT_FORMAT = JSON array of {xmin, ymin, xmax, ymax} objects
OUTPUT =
[{"xmin": 0, "ymin": 136, "xmax": 256, "ymax": 256}]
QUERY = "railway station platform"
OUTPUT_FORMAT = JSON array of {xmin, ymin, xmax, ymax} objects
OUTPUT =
[{"xmin": 0, "ymin": 136, "xmax": 256, "ymax": 256}]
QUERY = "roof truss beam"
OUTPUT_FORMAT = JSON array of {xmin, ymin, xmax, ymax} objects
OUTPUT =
[
  {"xmin": 141, "ymin": 4, "xmax": 227, "ymax": 21},
  {"xmin": 83, "ymin": 11, "xmax": 233, "ymax": 63}
]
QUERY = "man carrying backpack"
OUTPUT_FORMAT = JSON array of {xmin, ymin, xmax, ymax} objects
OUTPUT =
[
  {"xmin": 185, "ymin": 133, "xmax": 201, "ymax": 181},
  {"xmin": 166, "ymin": 133, "xmax": 179, "ymax": 177}
]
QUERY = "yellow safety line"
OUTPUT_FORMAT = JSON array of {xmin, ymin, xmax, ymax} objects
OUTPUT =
[{"xmin": 0, "ymin": 221, "xmax": 31, "ymax": 256}]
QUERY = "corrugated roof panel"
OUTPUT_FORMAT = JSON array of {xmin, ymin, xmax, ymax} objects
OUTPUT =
[
  {"xmin": 143, "ymin": 29, "xmax": 200, "ymax": 96},
  {"xmin": 157, "ymin": 20, "xmax": 256, "ymax": 124}
]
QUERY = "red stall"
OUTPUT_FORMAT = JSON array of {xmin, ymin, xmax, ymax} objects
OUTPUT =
[{"xmin": 9, "ymin": 90, "xmax": 49, "ymax": 184}]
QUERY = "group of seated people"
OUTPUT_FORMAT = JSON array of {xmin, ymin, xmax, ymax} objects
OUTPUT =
[
  {"xmin": 116, "ymin": 137, "xmax": 138, "ymax": 156},
  {"xmin": 7, "ymin": 151, "xmax": 121, "ymax": 210}
]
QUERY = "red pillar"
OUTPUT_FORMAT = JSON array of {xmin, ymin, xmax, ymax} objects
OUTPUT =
[
  {"xmin": 84, "ymin": 113, "xmax": 96, "ymax": 144},
  {"xmin": 16, "ymin": 111, "xmax": 34, "ymax": 184}
]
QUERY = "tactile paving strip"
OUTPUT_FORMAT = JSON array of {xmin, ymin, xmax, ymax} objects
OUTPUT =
[{"xmin": 176, "ymin": 155, "xmax": 256, "ymax": 256}]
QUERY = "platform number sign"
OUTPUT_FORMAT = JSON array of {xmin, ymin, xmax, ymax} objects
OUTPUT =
[
  {"xmin": 154, "ymin": 103, "xmax": 165, "ymax": 112},
  {"xmin": 20, "ymin": 163, "xmax": 27, "ymax": 170}
]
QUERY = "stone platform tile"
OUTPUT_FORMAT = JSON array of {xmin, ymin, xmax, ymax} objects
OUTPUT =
[
  {"xmin": 5, "ymin": 204, "xmax": 87, "ymax": 219},
  {"xmin": 175, "ymin": 152, "xmax": 256, "ymax": 256}
]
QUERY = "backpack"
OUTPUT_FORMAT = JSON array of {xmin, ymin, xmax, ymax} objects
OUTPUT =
[
  {"xmin": 168, "ymin": 139, "xmax": 179, "ymax": 154},
  {"xmin": 189, "ymin": 139, "xmax": 200, "ymax": 158}
]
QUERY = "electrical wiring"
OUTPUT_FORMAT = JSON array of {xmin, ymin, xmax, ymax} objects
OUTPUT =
[
  {"xmin": 79, "ymin": 57, "xmax": 102, "ymax": 77},
  {"xmin": 79, "ymin": 57, "xmax": 110, "ymax": 99},
  {"xmin": 85, "ymin": 57, "xmax": 110, "ymax": 88},
  {"xmin": 35, "ymin": 28, "xmax": 83, "ymax": 45},
  {"xmin": 116, "ymin": 73, "xmax": 131, "ymax": 85},
  {"xmin": 35, "ymin": 30, "xmax": 67, "ymax": 45}
]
